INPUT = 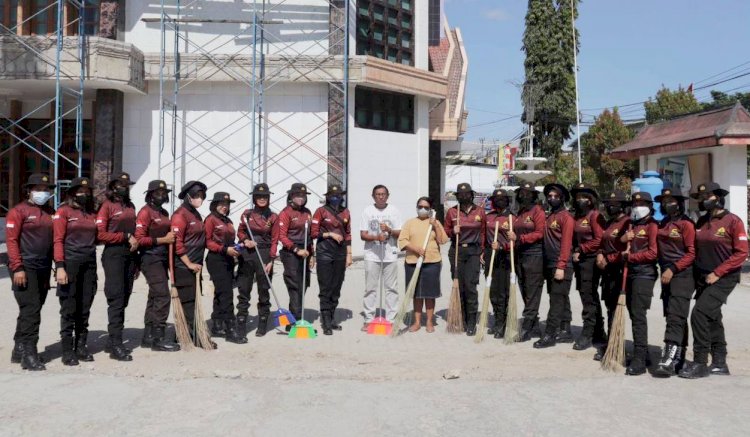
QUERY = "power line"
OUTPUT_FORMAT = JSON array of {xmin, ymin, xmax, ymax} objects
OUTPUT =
[
  {"xmin": 465, "ymin": 114, "xmax": 522, "ymax": 129},
  {"xmin": 694, "ymin": 60, "xmax": 750, "ymax": 85}
]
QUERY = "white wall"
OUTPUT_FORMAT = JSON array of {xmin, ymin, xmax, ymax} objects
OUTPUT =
[
  {"xmin": 445, "ymin": 164, "xmax": 497, "ymax": 196},
  {"xmin": 414, "ymin": 0, "xmax": 429, "ymax": 70}
]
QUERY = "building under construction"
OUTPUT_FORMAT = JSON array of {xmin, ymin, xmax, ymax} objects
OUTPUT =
[{"xmin": 0, "ymin": 0, "xmax": 467, "ymax": 255}]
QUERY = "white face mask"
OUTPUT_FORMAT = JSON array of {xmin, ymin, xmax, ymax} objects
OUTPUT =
[
  {"xmin": 631, "ymin": 206, "xmax": 650, "ymax": 221},
  {"xmin": 189, "ymin": 196, "xmax": 204, "ymax": 209},
  {"xmin": 31, "ymin": 191, "xmax": 53, "ymax": 206},
  {"xmin": 417, "ymin": 208, "xmax": 431, "ymax": 218}
]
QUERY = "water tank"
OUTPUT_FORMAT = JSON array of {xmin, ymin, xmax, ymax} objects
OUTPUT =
[{"xmin": 632, "ymin": 170, "xmax": 664, "ymax": 220}]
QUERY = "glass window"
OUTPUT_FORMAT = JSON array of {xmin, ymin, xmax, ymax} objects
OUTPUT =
[
  {"xmin": 356, "ymin": 0, "xmax": 414, "ymax": 66},
  {"xmin": 355, "ymin": 87, "xmax": 415, "ymax": 134}
]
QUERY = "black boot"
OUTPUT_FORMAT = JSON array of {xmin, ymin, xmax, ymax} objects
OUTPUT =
[
  {"xmin": 322, "ymin": 312, "xmax": 333, "ymax": 336},
  {"xmin": 494, "ymin": 324, "xmax": 506, "ymax": 340},
  {"xmin": 709, "ymin": 352, "xmax": 730, "ymax": 376},
  {"xmin": 141, "ymin": 324, "xmax": 154, "ymax": 348},
  {"xmin": 593, "ymin": 346, "xmax": 605, "ymax": 361},
  {"xmin": 151, "ymin": 326, "xmax": 180, "ymax": 352},
  {"xmin": 519, "ymin": 319, "xmax": 539, "ymax": 342},
  {"xmin": 573, "ymin": 335, "xmax": 593, "ymax": 351},
  {"xmin": 255, "ymin": 315, "xmax": 269, "ymax": 337},
  {"xmin": 556, "ymin": 321, "xmax": 573, "ymax": 343},
  {"xmin": 108, "ymin": 336, "xmax": 133, "ymax": 362},
  {"xmin": 653, "ymin": 343, "xmax": 680, "ymax": 378},
  {"xmin": 225, "ymin": 320, "xmax": 248, "ymax": 344},
  {"xmin": 330, "ymin": 314, "xmax": 343, "ymax": 331},
  {"xmin": 61, "ymin": 337, "xmax": 79, "ymax": 366},
  {"xmin": 465, "ymin": 314, "xmax": 477, "ymax": 337},
  {"xmin": 20, "ymin": 342, "xmax": 46, "ymax": 371},
  {"xmin": 211, "ymin": 319, "xmax": 227, "ymax": 337},
  {"xmin": 533, "ymin": 333, "xmax": 557, "ymax": 349},
  {"xmin": 75, "ymin": 333, "xmax": 94, "ymax": 362},
  {"xmin": 11, "ymin": 341, "xmax": 24, "ymax": 364},
  {"xmin": 626, "ymin": 347, "xmax": 647, "ymax": 376},
  {"xmin": 679, "ymin": 361, "xmax": 710, "ymax": 379},
  {"xmin": 237, "ymin": 315, "xmax": 248, "ymax": 331}
]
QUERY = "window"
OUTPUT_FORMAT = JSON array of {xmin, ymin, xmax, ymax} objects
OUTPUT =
[
  {"xmin": 1, "ymin": 0, "xmax": 19, "ymax": 31},
  {"xmin": 355, "ymin": 87, "xmax": 414, "ymax": 134},
  {"xmin": 356, "ymin": 0, "xmax": 414, "ymax": 66}
]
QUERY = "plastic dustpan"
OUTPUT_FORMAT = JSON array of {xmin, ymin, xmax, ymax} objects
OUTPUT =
[
  {"xmin": 273, "ymin": 308, "xmax": 296, "ymax": 328},
  {"xmin": 288, "ymin": 320, "xmax": 317, "ymax": 339},
  {"xmin": 367, "ymin": 317, "xmax": 393, "ymax": 336}
]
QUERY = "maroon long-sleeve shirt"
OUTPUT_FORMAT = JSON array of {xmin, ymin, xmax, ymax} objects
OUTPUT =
[
  {"xmin": 205, "ymin": 213, "xmax": 236, "ymax": 256},
  {"xmin": 135, "ymin": 204, "xmax": 171, "ymax": 261},
  {"xmin": 5, "ymin": 201, "xmax": 54, "ymax": 273},
  {"xmin": 514, "ymin": 204, "xmax": 545, "ymax": 256},
  {"xmin": 599, "ymin": 215, "xmax": 630, "ymax": 264},
  {"xmin": 96, "ymin": 199, "xmax": 136, "ymax": 246},
  {"xmin": 484, "ymin": 209, "xmax": 513, "ymax": 252},
  {"xmin": 238, "ymin": 208, "xmax": 277, "ymax": 248},
  {"xmin": 574, "ymin": 210, "xmax": 605, "ymax": 256},
  {"xmin": 271, "ymin": 205, "xmax": 313, "ymax": 258},
  {"xmin": 172, "ymin": 205, "xmax": 206, "ymax": 266},
  {"xmin": 53, "ymin": 204, "xmax": 98, "ymax": 267},
  {"xmin": 627, "ymin": 217, "xmax": 658, "ymax": 279},
  {"xmin": 657, "ymin": 215, "xmax": 696, "ymax": 273},
  {"xmin": 445, "ymin": 204, "xmax": 486, "ymax": 249},
  {"xmin": 544, "ymin": 209, "xmax": 574, "ymax": 270},
  {"xmin": 695, "ymin": 210, "xmax": 749, "ymax": 277},
  {"xmin": 312, "ymin": 205, "xmax": 352, "ymax": 260}
]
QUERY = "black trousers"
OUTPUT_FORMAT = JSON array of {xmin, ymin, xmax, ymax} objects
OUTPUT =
[
  {"xmin": 449, "ymin": 244, "xmax": 481, "ymax": 320},
  {"xmin": 483, "ymin": 248, "xmax": 511, "ymax": 325},
  {"xmin": 140, "ymin": 259, "xmax": 171, "ymax": 328},
  {"xmin": 280, "ymin": 249, "xmax": 310, "ymax": 321},
  {"xmin": 517, "ymin": 254, "xmax": 544, "ymax": 330},
  {"xmin": 58, "ymin": 260, "xmax": 97, "ymax": 338},
  {"xmin": 691, "ymin": 271, "xmax": 738, "ymax": 363},
  {"xmin": 600, "ymin": 262, "xmax": 624, "ymax": 331},
  {"xmin": 574, "ymin": 255, "xmax": 604, "ymax": 338},
  {"xmin": 102, "ymin": 245, "xmax": 137, "ymax": 338},
  {"xmin": 237, "ymin": 248, "xmax": 273, "ymax": 318},
  {"xmin": 317, "ymin": 255, "xmax": 346, "ymax": 315},
  {"xmin": 174, "ymin": 266, "xmax": 198, "ymax": 326},
  {"xmin": 206, "ymin": 252, "xmax": 236, "ymax": 321},
  {"xmin": 13, "ymin": 267, "xmax": 51, "ymax": 345},
  {"xmin": 661, "ymin": 267, "xmax": 694, "ymax": 346},
  {"xmin": 543, "ymin": 266, "xmax": 573, "ymax": 336},
  {"xmin": 626, "ymin": 276, "xmax": 655, "ymax": 352}
]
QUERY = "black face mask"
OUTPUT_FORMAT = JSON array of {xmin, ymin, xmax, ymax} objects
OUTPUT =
[
  {"xmin": 152, "ymin": 193, "xmax": 169, "ymax": 206},
  {"xmin": 457, "ymin": 194, "xmax": 473, "ymax": 205},
  {"xmin": 492, "ymin": 197, "xmax": 509, "ymax": 209},
  {"xmin": 547, "ymin": 198, "xmax": 562, "ymax": 209},
  {"xmin": 74, "ymin": 194, "xmax": 91, "ymax": 206},
  {"xmin": 114, "ymin": 186, "xmax": 129, "ymax": 197},
  {"xmin": 517, "ymin": 193, "xmax": 534, "ymax": 205},
  {"xmin": 575, "ymin": 199, "xmax": 591, "ymax": 211},
  {"xmin": 606, "ymin": 205, "xmax": 622, "ymax": 217},
  {"xmin": 700, "ymin": 198, "xmax": 718, "ymax": 212},
  {"xmin": 662, "ymin": 202, "xmax": 680, "ymax": 217}
]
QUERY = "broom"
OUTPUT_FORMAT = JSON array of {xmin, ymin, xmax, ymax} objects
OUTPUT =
[
  {"xmin": 169, "ymin": 244, "xmax": 193, "ymax": 351},
  {"xmin": 475, "ymin": 221, "xmax": 499, "ymax": 343},
  {"xmin": 193, "ymin": 270, "xmax": 215, "ymax": 350},
  {"xmin": 504, "ymin": 215, "xmax": 520, "ymax": 345},
  {"xmin": 288, "ymin": 220, "xmax": 316, "ymax": 339},
  {"xmin": 446, "ymin": 213, "xmax": 464, "ymax": 333},
  {"xmin": 391, "ymin": 214, "xmax": 435, "ymax": 337},
  {"xmin": 601, "ymin": 242, "xmax": 630, "ymax": 372}
]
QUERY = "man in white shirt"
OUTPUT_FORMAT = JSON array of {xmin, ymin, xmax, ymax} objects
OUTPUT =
[{"xmin": 360, "ymin": 185, "xmax": 402, "ymax": 330}]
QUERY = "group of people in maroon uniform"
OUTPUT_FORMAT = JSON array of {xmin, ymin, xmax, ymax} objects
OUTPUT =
[{"xmin": 7, "ymin": 174, "xmax": 352, "ymax": 371}]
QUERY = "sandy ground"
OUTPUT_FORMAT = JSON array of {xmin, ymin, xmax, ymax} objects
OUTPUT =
[{"xmin": 1, "ymin": 249, "xmax": 749, "ymax": 436}]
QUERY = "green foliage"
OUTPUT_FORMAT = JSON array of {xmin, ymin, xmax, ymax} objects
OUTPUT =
[
  {"xmin": 580, "ymin": 108, "xmax": 636, "ymax": 192},
  {"xmin": 644, "ymin": 86, "xmax": 701, "ymax": 124},
  {"xmin": 701, "ymin": 90, "xmax": 750, "ymax": 112}
]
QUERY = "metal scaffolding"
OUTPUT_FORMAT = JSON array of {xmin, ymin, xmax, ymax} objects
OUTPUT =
[{"xmin": 152, "ymin": 0, "xmax": 351, "ymax": 213}]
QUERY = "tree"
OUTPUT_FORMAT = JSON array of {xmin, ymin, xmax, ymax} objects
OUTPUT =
[
  {"xmin": 521, "ymin": 0, "xmax": 579, "ymax": 168},
  {"xmin": 644, "ymin": 86, "xmax": 701, "ymax": 124},
  {"xmin": 580, "ymin": 108, "xmax": 636, "ymax": 192},
  {"xmin": 701, "ymin": 90, "xmax": 750, "ymax": 112}
]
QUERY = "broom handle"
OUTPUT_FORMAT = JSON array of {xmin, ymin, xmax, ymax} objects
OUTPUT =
[
  {"xmin": 509, "ymin": 215, "xmax": 515, "ymax": 275},
  {"xmin": 379, "ymin": 238, "xmax": 386, "ymax": 316},
  {"xmin": 454, "ymin": 207, "xmax": 460, "ymax": 270},
  {"xmin": 487, "ymin": 220, "xmax": 500, "ymax": 275},
  {"xmin": 619, "ymin": 226, "xmax": 632, "ymax": 294},
  {"xmin": 301, "ymin": 219, "xmax": 309, "ymax": 321},
  {"xmin": 242, "ymin": 214, "xmax": 282, "ymax": 309},
  {"xmin": 168, "ymin": 244, "xmax": 176, "ymax": 286}
]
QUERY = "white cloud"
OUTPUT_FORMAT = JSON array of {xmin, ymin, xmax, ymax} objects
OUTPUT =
[{"xmin": 483, "ymin": 8, "xmax": 509, "ymax": 21}]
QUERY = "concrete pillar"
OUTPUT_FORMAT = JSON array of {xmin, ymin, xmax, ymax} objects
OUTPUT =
[
  {"xmin": 99, "ymin": 0, "xmax": 122, "ymax": 39},
  {"xmin": 92, "ymin": 89, "xmax": 124, "ymax": 200},
  {"xmin": 428, "ymin": 140, "xmax": 444, "ymax": 220}
]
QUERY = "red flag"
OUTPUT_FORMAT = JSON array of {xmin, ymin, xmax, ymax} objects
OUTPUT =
[{"xmin": 687, "ymin": 83, "xmax": 694, "ymax": 94}]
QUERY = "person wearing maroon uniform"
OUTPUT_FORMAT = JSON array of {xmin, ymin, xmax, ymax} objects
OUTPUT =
[
  {"xmin": 653, "ymin": 187, "xmax": 695, "ymax": 377},
  {"xmin": 594, "ymin": 190, "xmax": 630, "ymax": 361},
  {"xmin": 96, "ymin": 172, "xmax": 138, "ymax": 361},
  {"xmin": 205, "ymin": 192, "xmax": 246, "ymax": 344},
  {"xmin": 569, "ymin": 183, "xmax": 607, "ymax": 351},
  {"xmin": 312, "ymin": 184, "xmax": 353, "ymax": 336},
  {"xmin": 534, "ymin": 183, "xmax": 574, "ymax": 349},
  {"xmin": 237, "ymin": 183, "xmax": 277, "ymax": 337},
  {"xmin": 271, "ymin": 182, "xmax": 314, "ymax": 326},
  {"xmin": 481, "ymin": 188, "xmax": 514, "ymax": 339},
  {"xmin": 53, "ymin": 177, "xmax": 98, "ymax": 366},
  {"xmin": 6, "ymin": 173, "xmax": 55, "ymax": 370},
  {"xmin": 172, "ymin": 180, "xmax": 215, "ymax": 348},
  {"xmin": 445, "ymin": 183, "xmax": 486, "ymax": 336},
  {"xmin": 680, "ymin": 182, "xmax": 749, "ymax": 379},
  {"xmin": 135, "ymin": 180, "xmax": 179, "ymax": 352},
  {"xmin": 510, "ymin": 181, "xmax": 545, "ymax": 341},
  {"xmin": 620, "ymin": 192, "xmax": 658, "ymax": 376}
]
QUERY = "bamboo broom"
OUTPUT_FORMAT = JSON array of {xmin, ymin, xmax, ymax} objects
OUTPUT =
[
  {"xmin": 504, "ymin": 215, "xmax": 520, "ymax": 344},
  {"xmin": 446, "ymin": 211, "xmax": 464, "ymax": 333},
  {"xmin": 169, "ymin": 244, "xmax": 193, "ymax": 351},
  {"xmin": 193, "ymin": 271, "xmax": 215, "ymax": 350},
  {"xmin": 475, "ymin": 221, "xmax": 499, "ymax": 343},
  {"xmin": 601, "ymin": 241, "xmax": 630, "ymax": 372}
]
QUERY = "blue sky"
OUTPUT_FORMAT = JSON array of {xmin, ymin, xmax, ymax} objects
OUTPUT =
[{"xmin": 444, "ymin": 0, "xmax": 750, "ymax": 148}]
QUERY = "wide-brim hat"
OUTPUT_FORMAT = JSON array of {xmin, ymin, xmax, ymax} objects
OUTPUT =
[
  {"xmin": 251, "ymin": 183, "xmax": 273, "ymax": 196},
  {"xmin": 145, "ymin": 180, "xmax": 172, "ymax": 193},
  {"xmin": 631, "ymin": 191, "xmax": 653, "ymax": 203},
  {"xmin": 655, "ymin": 187, "xmax": 687, "ymax": 202},
  {"xmin": 491, "ymin": 188, "xmax": 509, "ymax": 198},
  {"xmin": 108, "ymin": 172, "xmax": 136, "ymax": 188},
  {"xmin": 178, "ymin": 181, "xmax": 208, "ymax": 200},
  {"xmin": 455, "ymin": 183, "xmax": 474, "ymax": 195},
  {"xmin": 603, "ymin": 190, "xmax": 629, "ymax": 204},
  {"xmin": 324, "ymin": 184, "xmax": 346, "ymax": 196},
  {"xmin": 24, "ymin": 173, "xmax": 56, "ymax": 189},
  {"xmin": 515, "ymin": 181, "xmax": 540, "ymax": 195},
  {"xmin": 690, "ymin": 182, "xmax": 729, "ymax": 199},
  {"xmin": 210, "ymin": 192, "xmax": 235, "ymax": 203},
  {"xmin": 570, "ymin": 182, "xmax": 599, "ymax": 199},
  {"xmin": 68, "ymin": 177, "xmax": 91, "ymax": 192},
  {"xmin": 287, "ymin": 182, "xmax": 309, "ymax": 195},
  {"xmin": 543, "ymin": 183, "xmax": 570, "ymax": 202}
]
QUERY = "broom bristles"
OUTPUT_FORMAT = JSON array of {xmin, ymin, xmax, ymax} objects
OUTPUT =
[
  {"xmin": 390, "ymin": 260, "xmax": 422, "ymax": 337},
  {"xmin": 475, "ymin": 281, "xmax": 491, "ymax": 343},
  {"xmin": 446, "ymin": 280, "xmax": 464, "ymax": 333},
  {"xmin": 503, "ymin": 279, "xmax": 520, "ymax": 345},
  {"xmin": 193, "ymin": 272, "xmax": 215, "ymax": 351},
  {"xmin": 601, "ymin": 293, "xmax": 628, "ymax": 371},
  {"xmin": 171, "ymin": 286, "xmax": 194, "ymax": 351}
]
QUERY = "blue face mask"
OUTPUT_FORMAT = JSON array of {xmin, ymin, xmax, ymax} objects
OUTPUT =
[{"xmin": 329, "ymin": 196, "xmax": 342, "ymax": 207}]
